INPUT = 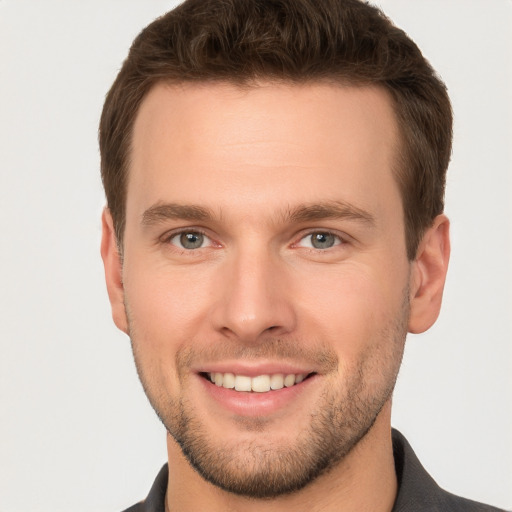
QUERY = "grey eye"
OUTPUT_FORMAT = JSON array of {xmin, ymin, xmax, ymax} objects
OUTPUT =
[
  {"xmin": 174, "ymin": 232, "xmax": 205, "ymax": 249},
  {"xmin": 298, "ymin": 232, "xmax": 341, "ymax": 249},
  {"xmin": 310, "ymin": 232, "xmax": 336, "ymax": 249}
]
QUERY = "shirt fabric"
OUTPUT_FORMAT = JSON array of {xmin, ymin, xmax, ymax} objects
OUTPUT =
[{"xmin": 122, "ymin": 429, "xmax": 504, "ymax": 512}]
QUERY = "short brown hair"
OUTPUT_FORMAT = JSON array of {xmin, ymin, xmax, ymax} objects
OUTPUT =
[{"xmin": 99, "ymin": 0, "xmax": 452, "ymax": 260}]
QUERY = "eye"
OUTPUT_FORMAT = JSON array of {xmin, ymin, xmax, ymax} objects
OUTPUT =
[
  {"xmin": 297, "ymin": 231, "xmax": 342, "ymax": 250},
  {"xmin": 168, "ymin": 231, "xmax": 211, "ymax": 250}
]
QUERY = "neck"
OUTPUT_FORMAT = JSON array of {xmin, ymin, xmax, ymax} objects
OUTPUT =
[{"xmin": 165, "ymin": 402, "xmax": 397, "ymax": 512}]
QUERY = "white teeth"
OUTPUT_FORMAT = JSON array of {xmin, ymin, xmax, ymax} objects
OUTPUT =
[
  {"xmin": 207, "ymin": 372, "xmax": 308, "ymax": 392},
  {"xmin": 222, "ymin": 372, "xmax": 235, "ymax": 389},
  {"xmin": 270, "ymin": 374, "xmax": 284, "ymax": 390},
  {"xmin": 234, "ymin": 375, "xmax": 252, "ymax": 392},
  {"xmin": 251, "ymin": 375, "xmax": 271, "ymax": 393},
  {"xmin": 284, "ymin": 374, "xmax": 296, "ymax": 387}
]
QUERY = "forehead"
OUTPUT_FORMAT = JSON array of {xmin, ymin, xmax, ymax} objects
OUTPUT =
[{"xmin": 128, "ymin": 81, "xmax": 401, "ymax": 223}]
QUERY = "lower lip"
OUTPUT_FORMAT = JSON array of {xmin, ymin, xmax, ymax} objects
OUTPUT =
[{"xmin": 197, "ymin": 374, "xmax": 317, "ymax": 417}]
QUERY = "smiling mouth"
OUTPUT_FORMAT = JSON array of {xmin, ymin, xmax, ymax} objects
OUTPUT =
[{"xmin": 201, "ymin": 372, "xmax": 315, "ymax": 393}]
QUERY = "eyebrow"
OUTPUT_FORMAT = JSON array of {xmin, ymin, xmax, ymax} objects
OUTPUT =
[
  {"xmin": 141, "ymin": 203, "xmax": 215, "ymax": 226},
  {"xmin": 141, "ymin": 200, "xmax": 375, "ymax": 227},
  {"xmin": 285, "ymin": 201, "xmax": 376, "ymax": 226}
]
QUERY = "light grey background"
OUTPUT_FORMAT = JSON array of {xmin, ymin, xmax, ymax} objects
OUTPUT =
[{"xmin": 0, "ymin": 1, "xmax": 510, "ymax": 510}]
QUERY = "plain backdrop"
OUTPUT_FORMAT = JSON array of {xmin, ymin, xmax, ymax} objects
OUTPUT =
[{"xmin": 0, "ymin": 1, "xmax": 510, "ymax": 511}]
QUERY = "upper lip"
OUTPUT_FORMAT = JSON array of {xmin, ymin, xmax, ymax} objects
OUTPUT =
[{"xmin": 194, "ymin": 361, "xmax": 317, "ymax": 377}]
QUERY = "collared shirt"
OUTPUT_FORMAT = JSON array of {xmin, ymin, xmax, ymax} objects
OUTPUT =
[{"xmin": 122, "ymin": 429, "xmax": 505, "ymax": 512}]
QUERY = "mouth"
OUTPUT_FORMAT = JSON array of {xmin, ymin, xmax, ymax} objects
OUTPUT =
[{"xmin": 201, "ymin": 371, "xmax": 316, "ymax": 393}]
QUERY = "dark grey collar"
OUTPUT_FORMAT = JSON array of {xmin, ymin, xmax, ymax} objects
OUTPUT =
[{"xmin": 391, "ymin": 429, "xmax": 503, "ymax": 512}]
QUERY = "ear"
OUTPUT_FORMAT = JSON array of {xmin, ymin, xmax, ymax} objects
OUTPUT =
[
  {"xmin": 100, "ymin": 208, "xmax": 129, "ymax": 334},
  {"xmin": 408, "ymin": 214, "xmax": 450, "ymax": 334}
]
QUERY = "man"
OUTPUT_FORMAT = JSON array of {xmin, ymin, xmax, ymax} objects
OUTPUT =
[{"xmin": 99, "ymin": 0, "xmax": 504, "ymax": 511}]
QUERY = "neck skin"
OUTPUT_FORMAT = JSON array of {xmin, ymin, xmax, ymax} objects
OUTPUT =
[{"xmin": 165, "ymin": 400, "xmax": 397, "ymax": 512}]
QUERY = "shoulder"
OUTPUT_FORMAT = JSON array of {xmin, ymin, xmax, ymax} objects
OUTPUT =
[
  {"xmin": 392, "ymin": 429, "xmax": 505, "ymax": 512},
  {"xmin": 119, "ymin": 464, "xmax": 168, "ymax": 512},
  {"xmin": 121, "ymin": 503, "xmax": 145, "ymax": 512},
  {"xmin": 440, "ymin": 491, "xmax": 506, "ymax": 512}
]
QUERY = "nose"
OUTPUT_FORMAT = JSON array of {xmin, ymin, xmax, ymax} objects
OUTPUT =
[{"xmin": 211, "ymin": 246, "xmax": 297, "ymax": 343}]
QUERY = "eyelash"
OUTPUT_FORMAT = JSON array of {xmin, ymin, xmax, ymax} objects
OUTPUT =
[
  {"xmin": 161, "ymin": 228, "xmax": 346, "ymax": 253},
  {"xmin": 294, "ymin": 230, "xmax": 345, "ymax": 250},
  {"xmin": 162, "ymin": 228, "xmax": 214, "ymax": 251}
]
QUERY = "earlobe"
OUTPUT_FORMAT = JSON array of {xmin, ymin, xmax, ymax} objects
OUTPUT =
[
  {"xmin": 408, "ymin": 214, "xmax": 450, "ymax": 334},
  {"xmin": 100, "ymin": 208, "xmax": 129, "ymax": 334}
]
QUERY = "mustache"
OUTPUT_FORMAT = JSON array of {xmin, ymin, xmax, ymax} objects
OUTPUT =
[{"xmin": 176, "ymin": 337, "xmax": 339, "ymax": 373}]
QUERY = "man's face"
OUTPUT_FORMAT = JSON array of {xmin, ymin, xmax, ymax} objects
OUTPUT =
[{"xmin": 112, "ymin": 82, "xmax": 414, "ymax": 497}]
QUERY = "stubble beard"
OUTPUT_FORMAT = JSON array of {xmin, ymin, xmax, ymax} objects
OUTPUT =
[{"xmin": 128, "ymin": 296, "xmax": 409, "ymax": 499}]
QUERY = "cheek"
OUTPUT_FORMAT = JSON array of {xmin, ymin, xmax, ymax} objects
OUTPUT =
[
  {"xmin": 293, "ymin": 263, "xmax": 408, "ymax": 358},
  {"xmin": 294, "ymin": 265, "xmax": 409, "ymax": 402},
  {"xmin": 124, "ymin": 257, "xmax": 213, "ymax": 331},
  {"xmin": 122, "ymin": 262, "xmax": 213, "ymax": 391}
]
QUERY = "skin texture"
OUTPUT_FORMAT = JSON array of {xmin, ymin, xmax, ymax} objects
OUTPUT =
[{"xmin": 101, "ymin": 82, "xmax": 450, "ymax": 512}]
